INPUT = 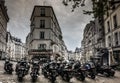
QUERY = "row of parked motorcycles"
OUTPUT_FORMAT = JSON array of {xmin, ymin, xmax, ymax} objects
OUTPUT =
[
  {"xmin": 4, "ymin": 58, "xmax": 116, "ymax": 83},
  {"xmin": 42, "ymin": 60, "xmax": 115, "ymax": 83},
  {"xmin": 4, "ymin": 59, "xmax": 40, "ymax": 82}
]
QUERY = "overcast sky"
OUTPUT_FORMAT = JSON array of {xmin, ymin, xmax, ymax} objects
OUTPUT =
[{"xmin": 5, "ymin": 0, "xmax": 93, "ymax": 51}]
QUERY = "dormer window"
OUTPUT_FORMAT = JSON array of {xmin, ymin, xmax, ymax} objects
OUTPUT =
[{"xmin": 41, "ymin": 8, "xmax": 45, "ymax": 16}]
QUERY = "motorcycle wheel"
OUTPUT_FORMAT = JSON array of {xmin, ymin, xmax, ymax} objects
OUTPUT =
[
  {"xmin": 63, "ymin": 74, "xmax": 70, "ymax": 82},
  {"xmin": 18, "ymin": 77, "xmax": 23, "ymax": 82},
  {"xmin": 51, "ymin": 76, "xmax": 56, "ymax": 83},
  {"xmin": 110, "ymin": 70, "xmax": 115, "ymax": 77},
  {"xmin": 79, "ymin": 75, "xmax": 85, "ymax": 81},
  {"xmin": 91, "ymin": 74, "xmax": 95, "ymax": 79},
  {"xmin": 32, "ymin": 77, "xmax": 37, "ymax": 82},
  {"xmin": 105, "ymin": 72, "xmax": 110, "ymax": 77},
  {"xmin": 44, "ymin": 73, "xmax": 48, "ymax": 78},
  {"xmin": 66, "ymin": 77, "xmax": 70, "ymax": 82}
]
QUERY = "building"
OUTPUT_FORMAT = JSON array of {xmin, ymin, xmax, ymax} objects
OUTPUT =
[
  {"xmin": 68, "ymin": 51, "xmax": 75, "ymax": 60},
  {"xmin": 104, "ymin": 2, "xmax": 120, "ymax": 65},
  {"xmin": 82, "ymin": 20, "xmax": 105, "ymax": 61},
  {"xmin": 0, "ymin": 0, "xmax": 9, "ymax": 59},
  {"xmin": 26, "ymin": 6, "xmax": 67, "ymax": 61},
  {"xmin": 82, "ymin": 21, "xmax": 96, "ymax": 61},
  {"xmin": 74, "ymin": 47, "xmax": 82, "ymax": 61},
  {"xmin": 6, "ymin": 32, "xmax": 26, "ymax": 60},
  {"xmin": 67, "ymin": 48, "xmax": 82, "ymax": 61}
]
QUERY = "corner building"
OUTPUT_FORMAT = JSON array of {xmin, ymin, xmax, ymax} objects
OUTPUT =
[{"xmin": 26, "ymin": 6, "xmax": 67, "ymax": 62}]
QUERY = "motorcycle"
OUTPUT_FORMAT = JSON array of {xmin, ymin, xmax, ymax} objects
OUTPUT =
[
  {"xmin": 42, "ymin": 63, "xmax": 49, "ymax": 78},
  {"xmin": 60, "ymin": 63, "xmax": 73, "ymax": 82},
  {"xmin": 17, "ymin": 66, "xmax": 26, "ymax": 82},
  {"xmin": 96, "ymin": 65, "xmax": 115, "ymax": 77},
  {"xmin": 42, "ymin": 62, "xmax": 58, "ymax": 83},
  {"xmin": 49, "ymin": 69, "xmax": 58, "ymax": 83},
  {"xmin": 30, "ymin": 60, "xmax": 40, "ymax": 82},
  {"xmin": 30, "ymin": 68, "xmax": 39, "ymax": 82},
  {"xmin": 4, "ymin": 62, "xmax": 14, "ymax": 74},
  {"xmin": 25, "ymin": 63, "xmax": 30, "ymax": 75},
  {"xmin": 73, "ymin": 62, "xmax": 86, "ymax": 81},
  {"xmin": 16, "ymin": 60, "xmax": 30, "ymax": 75},
  {"xmin": 91, "ymin": 48, "xmax": 115, "ymax": 77},
  {"xmin": 84, "ymin": 62, "xmax": 96, "ymax": 79}
]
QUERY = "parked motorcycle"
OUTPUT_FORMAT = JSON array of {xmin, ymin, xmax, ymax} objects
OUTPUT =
[
  {"xmin": 73, "ymin": 61, "xmax": 86, "ymax": 81},
  {"xmin": 49, "ymin": 68, "xmax": 58, "ymax": 83},
  {"xmin": 16, "ymin": 59, "xmax": 30, "ymax": 75},
  {"xmin": 92, "ymin": 57, "xmax": 115, "ymax": 77},
  {"xmin": 60, "ymin": 63, "xmax": 73, "ymax": 82},
  {"xmin": 17, "ymin": 65, "xmax": 26, "ymax": 82},
  {"xmin": 16, "ymin": 59, "xmax": 30, "ymax": 82},
  {"xmin": 30, "ymin": 60, "xmax": 40, "ymax": 82},
  {"xmin": 84, "ymin": 61, "xmax": 96, "ymax": 79},
  {"xmin": 4, "ymin": 59, "xmax": 14, "ymax": 74},
  {"xmin": 42, "ymin": 62, "xmax": 58, "ymax": 83},
  {"xmin": 96, "ymin": 65, "xmax": 115, "ymax": 77},
  {"xmin": 42, "ymin": 63, "xmax": 50, "ymax": 78}
]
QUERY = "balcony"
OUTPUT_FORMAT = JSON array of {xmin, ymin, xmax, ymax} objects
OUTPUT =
[{"xmin": 51, "ymin": 41, "xmax": 57, "ymax": 46}]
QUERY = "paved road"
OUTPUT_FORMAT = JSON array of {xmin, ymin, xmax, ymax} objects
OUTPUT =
[{"xmin": 0, "ymin": 60, "xmax": 120, "ymax": 83}]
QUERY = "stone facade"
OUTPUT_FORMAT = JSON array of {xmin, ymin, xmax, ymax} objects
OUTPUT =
[
  {"xmin": 82, "ymin": 20, "xmax": 105, "ymax": 61},
  {"xmin": 104, "ymin": 3, "xmax": 120, "ymax": 65},
  {"xmin": 74, "ymin": 47, "xmax": 82, "ymax": 61},
  {"xmin": 67, "ymin": 48, "xmax": 82, "ymax": 61},
  {"xmin": 0, "ymin": 0, "xmax": 9, "ymax": 59},
  {"xmin": 6, "ymin": 32, "xmax": 26, "ymax": 60},
  {"xmin": 68, "ymin": 51, "xmax": 75, "ymax": 60},
  {"xmin": 26, "ymin": 6, "xmax": 67, "ymax": 60}
]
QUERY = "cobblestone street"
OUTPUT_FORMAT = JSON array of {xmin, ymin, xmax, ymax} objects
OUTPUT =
[{"xmin": 0, "ymin": 61, "xmax": 120, "ymax": 83}]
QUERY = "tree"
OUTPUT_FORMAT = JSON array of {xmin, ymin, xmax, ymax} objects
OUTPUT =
[{"xmin": 62, "ymin": 0, "xmax": 120, "ymax": 18}]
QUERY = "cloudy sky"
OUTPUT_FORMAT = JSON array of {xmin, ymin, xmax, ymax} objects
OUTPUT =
[{"xmin": 5, "ymin": 0, "xmax": 93, "ymax": 51}]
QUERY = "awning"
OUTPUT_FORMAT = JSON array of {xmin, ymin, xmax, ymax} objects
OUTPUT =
[
  {"xmin": 29, "ymin": 51, "xmax": 53, "ymax": 55},
  {"xmin": 28, "ymin": 49, "xmax": 53, "ymax": 55}
]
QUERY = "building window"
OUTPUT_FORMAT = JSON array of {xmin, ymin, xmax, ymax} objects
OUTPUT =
[
  {"xmin": 113, "ymin": 15, "xmax": 117, "ymax": 29},
  {"xmin": 107, "ymin": 21, "xmax": 110, "ymax": 33},
  {"xmin": 41, "ymin": 8, "xmax": 45, "ymax": 16},
  {"xmin": 40, "ymin": 32, "xmax": 45, "ymax": 39},
  {"xmin": 107, "ymin": 11, "xmax": 109, "ymax": 17},
  {"xmin": 111, "ymin": 0, "xmax": 116, "ymax": 10},
  {"xmin": 38, "ymin": 44, "xmax": 46, "ymax": 50},
  {"xmin": 114, "ymin": 32, "xmax": 118, "ymax": 46},
  {"xmin": 40, "ymin": 20, "xmax": 45, "ymax": 28},
  {"xmin": 119, "ymin": 32, "xmax": 120, "ymax": 44},
  {"xmin": 108, "ymin": 36, "xmax": 111, "ymax": 47}
]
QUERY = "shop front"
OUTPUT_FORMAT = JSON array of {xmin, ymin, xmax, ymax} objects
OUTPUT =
[
  {"xmin": 113, "ymin": 50, "xmax": 120, "ymax": 64},
  {"xmin": 108, "ymin": 46, "xmax": 120, "ymax": 66},
  {"xmin": 28, "ymin": 49, "xmax": 53, "ymax": 64}
]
